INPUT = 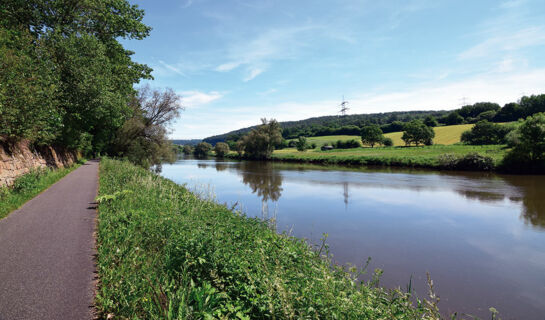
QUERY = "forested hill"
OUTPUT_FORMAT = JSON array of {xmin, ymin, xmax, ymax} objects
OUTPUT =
[
  {"xmin": 204, "ymin": 110, "xmax": 449, "ymax": 144},
  {"xmin": 203, "ymin": 94, "xmax": 545, "ymax": 145}
]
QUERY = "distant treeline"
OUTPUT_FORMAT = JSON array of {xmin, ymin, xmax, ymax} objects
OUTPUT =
[
  {"xmin": 203, "ymin": 94, "xmax": 545, "ymax": 144},
  {"xmin": 171, "ymin": 139, "xmax": 202, "ymax": 146}
]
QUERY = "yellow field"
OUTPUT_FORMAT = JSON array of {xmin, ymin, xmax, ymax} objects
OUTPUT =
[
  {"xmin": 284, "ymin": 124, "xmax": 475, "ymax": 148},
  {"xmin": 384, "ymin": 124, "xmax": 474, "ymax": 146}
]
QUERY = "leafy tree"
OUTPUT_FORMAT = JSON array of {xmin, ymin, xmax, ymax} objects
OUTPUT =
[
  {"xmin": 334, "ymin": 139, "xmax": 361, "ymax": 149},
  {"xmin": 443, "ymin": 112, "xmax": 464, "ymax": 125},
  {"xmin": 494, "ymin": 102, "xmax": 523, "ymax": 122},
  {"xmin": 458, "ymin": 102, "xmax": 501, "ymax": 120},
  {"xmin": 194, "ymin": 142, "xmax": 212, "ymax": 158},
  {"xmin": 182, "ymin": 145, "xmax": 193, "ymax": 155},
  {"xmin": 460, "ymin": 120, "xmax": 512, "ymax": 145},
  {"xmin": 424, "ymin": 116, "xmax": 439, "ymax": 127},
  {"xmin": 361, "ymin": 125, "xmax": 384, "ymax": 148},
  {"xmin": 214, "ymin": 142, "xmax": 229, "ymax": 157},
  {"xmin": 502, "ymin": 113, "xmax": 545, "ymax": 172},
  {"xmin": 240, "ymin": 119, "xmax": 282, "ymax": 159},
  {"xmin": 402, "ymin": 120, "xmax": 435, "ymax": 146},
  {"xmin": 111, "ymin": 86, "xmax": 183, "ymax": 168},
  {"xmin": 295, "ymin": 136, "xmax": 309, "ymax": 151}
]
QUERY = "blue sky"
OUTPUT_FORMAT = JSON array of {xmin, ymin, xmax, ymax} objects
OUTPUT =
[{"xmin": 122, "ymin": 0, "xmax": 545, "ymax": 139}]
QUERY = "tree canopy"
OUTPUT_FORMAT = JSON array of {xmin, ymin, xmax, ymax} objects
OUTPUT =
[
  {"xmin": 402, "ymin": 121, "xmax": 435, "ymax": 146},
  {"xmin": 239, "ymin": 119, "xmax": 283, "ymax": 159},
  {"xmin": 360, "ymin": 125, "xmax": 384, "ymax": 148}
]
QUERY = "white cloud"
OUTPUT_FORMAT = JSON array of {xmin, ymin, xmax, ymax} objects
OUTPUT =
[
  {"xmin": 459, "ymin": 27, "xmax": 545, "ymax": 60},
  {"xmin": 214, "ymin": 25, "xmax": 317, "ymax": 80},
  {"xmin": 180, "ymin": 91, "xmax": 223, "ymax": 107},
  {"xmin": 243, "ymin": 67, "xmax": 265, "ymax": 82},
  {"xmin": 158, "ymin": 60, "xmax": 187, "ymax": 77},
  {"xmin": 181, "ymin": 0, "xmax": 193, "ymax": 9}
]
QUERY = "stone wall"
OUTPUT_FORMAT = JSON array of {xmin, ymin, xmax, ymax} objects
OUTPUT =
[{"xmin": 0, "ymin": 140, "xmax": 79, "ymax": 187}]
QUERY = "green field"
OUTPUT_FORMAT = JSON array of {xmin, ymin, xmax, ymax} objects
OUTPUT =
[
  {"xmin": 96, "ymin": 158, "xmax": 443, "ymax": 319},
  {"xmin": 273, "ymin": 144, "xmax": 507, "ymax": 169}
]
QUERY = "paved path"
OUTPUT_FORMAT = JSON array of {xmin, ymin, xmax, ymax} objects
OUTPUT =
[{"xmin": 0, "ymin": 160, "xmax": 98, "ymax": 320}]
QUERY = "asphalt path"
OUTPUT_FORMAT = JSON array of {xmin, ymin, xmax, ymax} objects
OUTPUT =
[{"xmin": 0, "ymin": 160, "xmax": 98, "ymax": 320}]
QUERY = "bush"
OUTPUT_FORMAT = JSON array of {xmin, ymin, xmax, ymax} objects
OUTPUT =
[
  {"xmin": 382, "ymin": 137, "xmax": 393, "ymax": 146},
  {"xmin": 334, "ymin": 139, "xmax": 360, "ymax": 149},
  {"xmin": 295, "ymin": 136, "xmax": 309, "ymax": 151},
  {"xmin": 438, "ymin": 153, "xmax": 494, "ymax": 171}
]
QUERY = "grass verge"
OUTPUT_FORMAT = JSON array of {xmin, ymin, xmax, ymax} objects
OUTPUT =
[
  {"xmin": 0, "ymin": 160, "xmax": 84, "ymax": 220},
  {"xmin": 96, "ymin": 158, "xmax": 443, "ymax": 319}
]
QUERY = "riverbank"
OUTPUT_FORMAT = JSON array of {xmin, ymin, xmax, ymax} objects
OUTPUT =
[
  {"xmin": 225, "ymin": 144, "xmax": 508, "ymax": 171},
  {"xmin": 0, "ymin": 160, "xmax": 84, "ymax": 220},
  {"xmin": 96, "ymin": 158, "xmax": 443, "ymax": 319}
]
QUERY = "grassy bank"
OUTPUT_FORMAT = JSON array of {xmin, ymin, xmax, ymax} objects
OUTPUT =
[
  {"xmin": 96, "ymin": 158, "xmax": 443, "ymax": 319},
  {"xmin": 271, "ymin": 145, "xmax": 507, "ymax": 170},
  {"xmin": 0, "ymin": 161, "xmax": 83, "ymax": 220}
]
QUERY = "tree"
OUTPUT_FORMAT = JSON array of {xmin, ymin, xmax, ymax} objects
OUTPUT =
[
  {"xmin": 295, "ymin": 136, "xmax": 309, "ymax": 151},
  {"xmin": 194, "ymin": 142, "xmax": 212, "ymax": 157},
  {"xmin": 460, "ymin": 120, "xmax": 512, "ymax": 145},
  {"xmin": 361, "ymin": 125, "xmax": 384, "ymax": 147},
  {"xmin": 111, "ymin": 86, "xmax": 183, "ymax": 168},
  {"xmin": 214, "ymin": 142, "xmax": 229, "ymax": 157},
  {"xmin": 424, "ymin": 116, "xmax": 439, "ymax": 127},
  {"xmin": 182, "ymin": 145, "xmax": 193, "ymax": 155},
  {"xmin": 502, "ymin": 113, "xmax": 545, "ymax": 172},
  {"xmin": 444, "ymin": 112, "xmax": 464, "ymax": 125},
  {"xmin": 240, "ymin": 119, "xmax": 282, "ymax": 159},
  {"xmin": 402, "ymin": 120, "xmax": 435, "ymax": 146},
  {"xmin": 382, "ymin": 137, "xmax": 393, "ymax": 146}
]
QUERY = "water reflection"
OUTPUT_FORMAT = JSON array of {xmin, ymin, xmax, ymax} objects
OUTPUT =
[{"xmin": 162, "ymin": 158, "xmax": 545, "ymax": 319}]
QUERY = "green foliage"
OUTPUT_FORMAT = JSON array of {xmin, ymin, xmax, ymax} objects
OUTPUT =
[
  {"xmin": 334, "ymin": 139, "xmax": 361, "ymax": 149},
  {"xmin": 194, "ymin": 142, "xmax": 212, "ymax": 158},
  {"xmin": 239, "ymin": 119, "xmax": 283, "ymax": 159},
  {"xmin": 0, "ymin": 163, "xmax": 82, "ymax": 219},
  {"xmin": 213, "ymin": 142, "xmax": 229, "ymax": 157},
  {"xmin": 361, "ymin": 125, "xmax": 384, "ymax": 147},
  {"xmin": 438, "ymin": 153, "xmax": 495, "ymax": 171},
  {"xmin": 295, "ymin": 136, "xmax": 309, "ymax": 151},
  {"xmin": 96, "ymin": 158, "xmax": 444, "ymax": 319},
  {"xmin": 402, "ymin": 120, "xmax": 435, "ymax": 146},
  {"xmin": 502, "ymin": 113, "xmax": 545, "ymax": 172},
  {"xmin": 382, "ymin": 137, "xmax": 393, "ymax": 147},
  {"xmin": 182, "ymin": 145, "xmax": 194, "ymax": 155},
  {"xmin": 443, "ymin": 112, "xmax": 464, "ymax": 125},
  {"xmin": 423, "ymin": 116, "xmax": 439, "ymax": 127},
  {"xmin": 460, "ymin": 120, "xmax": 513, "ymax": 145},
  {"xmin": 0, "ymin": 0, "xmax": 152, "ymax": 154}
]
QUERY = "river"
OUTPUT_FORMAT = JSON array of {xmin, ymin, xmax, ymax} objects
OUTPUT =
[{"xmin": 160, "ymin": 157, "xmax": 545, "ymax": 319}]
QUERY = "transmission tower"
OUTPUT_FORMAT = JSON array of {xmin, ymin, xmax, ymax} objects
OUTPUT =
[{"xmin": 338, "ymin": 96, "xmax": 349, "ymax": 116}]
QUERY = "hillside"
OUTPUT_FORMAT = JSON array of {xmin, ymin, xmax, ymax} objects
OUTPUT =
[{"xmin": 203, "ymin": 110, "xmax": 449, "ymax": 144}]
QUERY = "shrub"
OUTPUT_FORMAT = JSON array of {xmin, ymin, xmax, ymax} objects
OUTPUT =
[
  {"xmin": 334, "ymin": 139, "xmax": 360, "ymax": 149},
  {"xmin": 438, "ymin": 153, "xmax": 494, "ymax": 171},
  {"xmin": 501, "ymin": 113, "xmax": 545, "ymax": 172},
  {"xmin": 295, "ymin": 136, "xmax": 309, "ymax": 151},
  {"xmin": 382, "ymin": 137, "xmax": 393, "ymax": 146},
  {"xmin": 460, "ymin": 120, "xmax": 512, "ymax": 145},
  {"xmin": 193, "ymin": 142, "xmax": 212, "ymax": 157}
]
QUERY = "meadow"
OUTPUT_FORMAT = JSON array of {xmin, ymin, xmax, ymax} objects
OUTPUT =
[
  {"xmin": 95, "ymin": 158, "xmax": 444, "ymax": 319},
  {"xmin": 272, "ymin": 145, "xmax": 506, "ymax": 169}
]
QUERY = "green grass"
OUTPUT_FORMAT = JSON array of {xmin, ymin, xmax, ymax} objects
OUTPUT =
[
  {"xmin": 96, "ymin": 158, "xmax": 444, "ymax": 319},
  {"xmin": 273, "ymin": 144, "xmax": 507, "ymax": 169},
  {"xmin": 286, "ymin": 135, "xmax": 361, "ymax": 148},
  {"xmin": 0, "ymin": 161, "xmax": 83, "ymax": 220}
]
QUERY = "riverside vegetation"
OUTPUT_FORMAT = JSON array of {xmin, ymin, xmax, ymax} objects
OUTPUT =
[{"xmin": 96, "ymin": 158, "xmax": 449, "ymax": 319}]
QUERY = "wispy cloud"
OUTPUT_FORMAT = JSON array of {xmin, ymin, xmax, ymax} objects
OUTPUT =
[
  {"xmin": 459, "ymin": 27, "xmax": 545, "ymax": 60},
  {"xmin": 180, "ymin": 91, "xmax": 223, "ymax": 107},
  {"xmin": 158, "ymin": 60, "xmax": 187, "ymax": 77},
  {"xmin": 214, "ymin": 25, "xmax": 317, "ymax": 80},
  {"xmin": 181, "ymin": 0, "xmax": 193, "ymax": 9}
]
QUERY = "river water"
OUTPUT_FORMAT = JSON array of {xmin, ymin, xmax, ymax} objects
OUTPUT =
[{"xmin": 160, "ymin": 157, "xmax": 545, "ymax": 319}]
